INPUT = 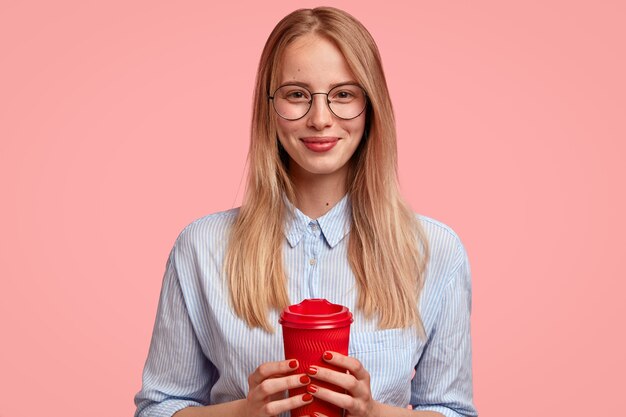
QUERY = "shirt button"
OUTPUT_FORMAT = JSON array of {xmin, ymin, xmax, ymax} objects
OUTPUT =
[{"xmin": 309, "ymin": 258, "xmax": 317, "ymax": 266}]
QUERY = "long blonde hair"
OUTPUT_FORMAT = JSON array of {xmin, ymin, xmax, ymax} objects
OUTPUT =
[{"xmin": 224, "ymin": 7, "xmax": 429, "ymax": 333}]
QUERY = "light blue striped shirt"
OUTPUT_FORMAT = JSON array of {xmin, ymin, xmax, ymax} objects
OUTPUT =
[{"xmin": 134, "ymin": 196, "xmax": 477, "ymax": 417}]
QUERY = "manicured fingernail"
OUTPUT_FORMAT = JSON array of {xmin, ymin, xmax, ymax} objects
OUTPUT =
[
  {"xmin": 300, "ymin": 375, "xmax": 311, "ymax": 384},
  {"xmin": 323, "ymin": 351, "xmax": 333, "ymax": 361},
  {"xmin": 306, "ymin": 384, "xmax": 318, "ymax": 393},
  {"xmin": 307, "ymin": 366, "xmax": 318, "ymax": 375},
  {"xmin": 289, "ymin": 360, "xmax": 298, "ymax": 369},
  {"xmin": 302, "ymin": 393, "xmax": 313, "ymax": 402}
]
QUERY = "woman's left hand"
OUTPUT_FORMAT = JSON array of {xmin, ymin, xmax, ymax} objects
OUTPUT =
[{"xmin": 305, "ymin": 351, "xmax": 381, "ymax": 417}]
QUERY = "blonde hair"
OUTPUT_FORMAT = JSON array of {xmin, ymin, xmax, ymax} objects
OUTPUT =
[{"xmin": 224, "ymin": 7, "xmax": 429, "ymax": 333}]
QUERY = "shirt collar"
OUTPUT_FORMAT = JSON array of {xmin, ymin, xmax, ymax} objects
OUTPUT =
[{"xmin": 284, "ymin": 194, "xmax": 352, "ymax": 249}]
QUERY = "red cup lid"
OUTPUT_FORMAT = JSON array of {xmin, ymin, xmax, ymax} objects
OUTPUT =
[{"xmin": 279, "ymin": 298, "xmax": 353, "ymax": 329}]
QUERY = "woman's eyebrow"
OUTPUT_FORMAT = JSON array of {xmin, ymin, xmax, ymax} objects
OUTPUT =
[{"xmin": 278, "ymin": 80, "xmax": 358, "ymax": 89}]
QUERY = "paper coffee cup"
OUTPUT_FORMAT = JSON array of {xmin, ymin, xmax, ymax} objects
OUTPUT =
[{"xmin": 279, "ymin": 298, "xmax": 353, "ymax": 417}]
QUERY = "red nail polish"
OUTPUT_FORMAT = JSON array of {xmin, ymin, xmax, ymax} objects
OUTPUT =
[
  {"xmin": 307, "ymin": 366, "xmax": 318, "ymax": 375},
  {"xmin": 289, "ymin": 360, "xmax": 298, "ymax": 369},
  {"xmin": 323, "ymin": 352, "xmax": 333, "ymax": 361},
  {"xmin": 302, "ymin": 393, "xmax": 313, "ymax": 402},
  {"xmin": 306, "ymin": 384, "xmax": 318, "ymax": 393},
  {"xmin": 300, "ymin": 375, "xmax": 311, "ymax": 384}
]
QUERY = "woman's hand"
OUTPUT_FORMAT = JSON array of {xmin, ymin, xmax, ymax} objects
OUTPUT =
[
  {"xmin": 304, "ymin": 351, "xmax": 381, "ymax": 417},
  {"xmin": 245, "ymin": 359, "xmax": 314, "ymax": 417}
]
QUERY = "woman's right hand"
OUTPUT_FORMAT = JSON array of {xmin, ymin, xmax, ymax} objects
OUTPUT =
[{"xmin": 244, "ymin": 359, "xmax": 314, "ymax": 417}]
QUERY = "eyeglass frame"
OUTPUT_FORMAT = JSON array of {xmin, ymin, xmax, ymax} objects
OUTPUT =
[{"xmin": 268, "ymin": 83, "xmax": 368, "ymax": 121}]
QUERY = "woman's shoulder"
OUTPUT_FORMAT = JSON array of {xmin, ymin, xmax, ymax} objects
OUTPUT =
[
  {"xmin": 417, "ymin": 215, "xmax": 464, "ymax": 248},
  {"xmin": 172, "ymin": 207, "xmax": 240, "ymax": 250},
  {"xmin": 416, "ymin": 214, "xmax": 469, "ymax": 280}
]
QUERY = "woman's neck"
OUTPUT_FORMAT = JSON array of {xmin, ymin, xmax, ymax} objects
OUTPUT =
[{"xmin": 290, "ymin": 168, "xmax": 348, "ymax": 219}]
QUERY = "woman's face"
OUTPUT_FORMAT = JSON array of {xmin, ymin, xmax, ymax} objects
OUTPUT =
[{"xmin": 274, "ymin": 34, "xmax": 366, "ymax": 184}]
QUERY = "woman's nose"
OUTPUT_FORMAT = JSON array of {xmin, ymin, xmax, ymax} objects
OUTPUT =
[{"xmin": 306, "ymin": 94, "xmax": 333, "ymax": 129}]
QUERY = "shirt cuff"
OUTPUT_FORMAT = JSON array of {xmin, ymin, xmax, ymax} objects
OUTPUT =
[
  {"xmin": 137, "ymin": 400, "xmax": 204, "ymax": 417},
  {"xmin": 412, "ymin": 405, "xmax": 473, "ymax": 417}
]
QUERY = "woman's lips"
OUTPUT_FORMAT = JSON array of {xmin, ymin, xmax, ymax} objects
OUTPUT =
[{"xmin": 300, "ymin": 137, "xmax": 339, "ymax": 153}]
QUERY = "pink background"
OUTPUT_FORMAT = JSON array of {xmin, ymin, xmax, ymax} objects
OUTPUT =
[{"xmin": 1, "ymin": 1, "xmax": 624, "ymax": 416}]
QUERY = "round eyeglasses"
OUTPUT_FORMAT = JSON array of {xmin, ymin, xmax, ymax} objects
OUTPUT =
[{"xmin": 269, "ymin": 83, "xmax": 367, "ymax": 121}]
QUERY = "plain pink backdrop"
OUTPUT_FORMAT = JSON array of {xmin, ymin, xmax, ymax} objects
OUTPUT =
[{"xmin": 1, "ymin": 1, "xmax": 624, "ymax": 416}]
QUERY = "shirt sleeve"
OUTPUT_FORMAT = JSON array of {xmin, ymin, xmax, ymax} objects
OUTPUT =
[
  {"xmin": 410, "ymin": 243, "xmax": 478, "ymax": 417},
  {"xmin": 134, "ymin": 249, "xmax": 218, "ymax": 417}
]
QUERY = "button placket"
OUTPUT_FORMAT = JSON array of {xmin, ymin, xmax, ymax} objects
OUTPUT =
[{"xmin": 306, "ymin": 221, "xmax": 321, "ymax": 297}]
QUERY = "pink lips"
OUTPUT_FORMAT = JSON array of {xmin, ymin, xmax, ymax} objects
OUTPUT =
[{"xmin": 300, "ymin": 137, "xmax": 339, "ymax": 153}]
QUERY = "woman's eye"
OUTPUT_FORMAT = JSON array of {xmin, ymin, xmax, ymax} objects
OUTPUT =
[
  {"xmin": 284, "ymin": 90, "xmax": 309, "ymax": 101},
  {"xmin": 333, "ymin": 90, "xmax": 355, "ymax": 101}
]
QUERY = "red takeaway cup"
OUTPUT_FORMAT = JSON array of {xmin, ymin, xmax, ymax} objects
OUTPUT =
[{"xmin": 279, "ymin": 298, "xmax": 353, "ymax": 417}]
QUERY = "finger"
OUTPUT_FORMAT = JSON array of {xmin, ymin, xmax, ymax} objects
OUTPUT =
[
  {"xmin": 252, "ymin": 374, "xmax": 312, "ymax": 402},
  {"xmin": 306, "ymin": 364, "xmax": 366, "ymax": 397},
  {"xmin": 263, "ymin": 392, "xmax": 314, "ymax": 416},
  {"xmin": 249, "ymin": 359, "xmax": 299, "ymax": 387},
  {"xmin": 322, "ymin": 351, "xmax": 370, "ymax": 381},
  {"xmin": 305, "ymin": 383, "xmax": 357, "ymax": 413}
]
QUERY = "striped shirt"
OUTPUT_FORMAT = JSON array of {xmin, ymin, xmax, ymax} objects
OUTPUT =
[{"xmin": 134, "ymin": 196, "xmax": 477, "ymax": 417}]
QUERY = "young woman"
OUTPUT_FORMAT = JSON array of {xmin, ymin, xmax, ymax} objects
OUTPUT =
[{"xmin": 135, "ymin": 7, "xmax": 476, "ymax": 417}]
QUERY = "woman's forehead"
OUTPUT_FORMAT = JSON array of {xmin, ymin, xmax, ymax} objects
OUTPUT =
[{"xmin": 277, "ymin": 34, "xmax": 356, "ymax": 88}]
